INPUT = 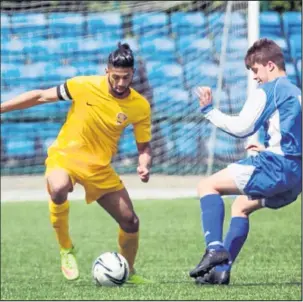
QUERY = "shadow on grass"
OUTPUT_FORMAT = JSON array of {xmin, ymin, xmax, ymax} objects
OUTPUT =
[
  {"xmin": 2, "ymin": 278, "xmax": 301, "ymax": 288},
  {"xmin": 60, "ymin": 279, "xmax": 302, "ymax": 287},
  {"xmin": 228, "ymin": 281, "xmax": 301, "ymax": 287},
  {"xmin": 164, "ymin": 280, "xmax": 302, "ymax": 287}
]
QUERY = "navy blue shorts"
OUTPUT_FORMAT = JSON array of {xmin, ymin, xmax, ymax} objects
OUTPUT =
[{"xmin": 227, "ymin": 151, "xmax": 302, "ymax": 209}]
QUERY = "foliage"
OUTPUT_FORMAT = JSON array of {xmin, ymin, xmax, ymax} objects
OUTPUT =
[
  {"xmin": 1, "ymin": 1, "xmax": 301, "ymax": 13},
  {"xmin": 260, "ymin": 0, "xmax": 302, "ymax": 12}
]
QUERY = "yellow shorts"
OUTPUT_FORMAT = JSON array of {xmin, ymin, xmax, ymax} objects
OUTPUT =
[{"xmin": 45, "ymin": 154, "xmax": 124, "ymax": 204}]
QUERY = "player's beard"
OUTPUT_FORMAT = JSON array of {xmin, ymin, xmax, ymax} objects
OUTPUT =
[
  {"xmin": 108, "ymin": 79, "xmax": 131, "ymax": 97},
  {"xmin": 114, "ymin": 87, "xmax": 128, "ymax": 96}
]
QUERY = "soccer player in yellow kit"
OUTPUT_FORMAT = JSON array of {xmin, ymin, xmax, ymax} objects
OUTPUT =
[{"xmin": 0, "ymin": 43, "xmax": 152, "ymax": 284}]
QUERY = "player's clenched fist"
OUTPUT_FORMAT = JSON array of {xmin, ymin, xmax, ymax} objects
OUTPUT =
[
  {"xmin": 137, "ymin": 165, "xmax": 150, "ymax": 183},
  {"xmin": 195, "ymin": 86, "xmax": 212, "ymax": 108}
]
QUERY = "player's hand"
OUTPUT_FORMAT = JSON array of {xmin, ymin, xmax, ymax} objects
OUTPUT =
[
  {"xmin": 195, "ymin": 86, "xmax": 212, "ymax": 108},
  {"xmin": 245, "ymin": 143, "xmax": 265, "ymax": 152},
  {"xmin": 137, "ymin": 166, "xmax": 150, "ymax": 183}
]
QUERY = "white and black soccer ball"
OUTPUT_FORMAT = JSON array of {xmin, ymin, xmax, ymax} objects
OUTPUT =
[{"xmin": 92, "ymin": 252, "xmax": 129, "ymax": 286}]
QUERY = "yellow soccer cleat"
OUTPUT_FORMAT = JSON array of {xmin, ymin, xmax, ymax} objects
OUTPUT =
[
  {"xmin": 127, "ymin": 269, "xmax": 153, "ymax": 285},
  {"xmin": 60, "ymin": 246, "xmax": 79, "ymax": 281}
]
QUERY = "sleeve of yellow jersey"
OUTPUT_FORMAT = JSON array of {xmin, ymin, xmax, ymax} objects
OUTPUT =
[
  {"xmin": 133, "ymin": 102, "xmax": 152, "ymax": 143},
  {"xmin": 57, "ymin": 76, "xmax": 87, "ymax": 102}
]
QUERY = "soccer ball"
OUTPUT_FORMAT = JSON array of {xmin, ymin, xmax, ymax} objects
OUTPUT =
[{"xmin": 92, "ymin": 252, "xmax": 129, "ymax": 286}]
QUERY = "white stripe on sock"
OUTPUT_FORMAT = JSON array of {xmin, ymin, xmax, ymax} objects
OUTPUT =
[{"xmin": 208, "ymin": 241, "xmax": 223, "ymax": 247}]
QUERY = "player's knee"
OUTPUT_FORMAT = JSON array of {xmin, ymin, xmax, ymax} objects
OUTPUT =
[
  {"xmin": 231, "ymin": 199, "xmax": 254, "ymax": 217},
  {"xmin": 49, "ymin": 183, "xmax": 70, "ymax": 204},
  {"xmin": 120, "ymin": 213, "xmax": 139, "ymax": 233},
  {"xmin": 197, "ymin": 178, "xmax": 217, "ymax": 196}
]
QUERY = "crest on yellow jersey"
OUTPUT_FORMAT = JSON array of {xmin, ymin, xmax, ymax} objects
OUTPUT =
[{"xmin": 116, "ymin": 112, "xmax": 128, "ymax": 125}]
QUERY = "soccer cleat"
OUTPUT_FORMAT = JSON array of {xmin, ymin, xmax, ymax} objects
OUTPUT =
[
  {"xmin": 189, "ymin": 248, "xmax": 230, "ymax": 278},
  {"xmin": 126, "ymin": 270, "xmax": 153, "ymax": 285},
  {"xmin": 60, "ymin": 246, "xmax": 79, "ymax": 281},
  {"xmin": 195, "ymin": 266, "xmax": 230, "ymax": 285}
]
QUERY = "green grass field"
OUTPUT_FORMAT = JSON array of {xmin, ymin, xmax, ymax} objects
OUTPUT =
[{"xmin": 1, "ymin": 197, "xmax": 302, "ymax": 300}]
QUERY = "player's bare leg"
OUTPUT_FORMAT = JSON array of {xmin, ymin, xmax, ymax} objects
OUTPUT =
[
  {"xmin": 190, "ymin": 168, "xmax": 243, "ymax": 279},
  {"xmin": 196, "ymin": 196, "xmax": 263, "ymax": 285},
  {"xmin": 231, "ymin": 195, "xmax": 263, "ymax": 217},
  {"xmin": 97, "ymin": 188, "xmax": 152, "ymax": 284},
  {"xmin": 47, "ymin": 168, "xmax": 79, "ymax": 281},
  {"xmin": 47, "ymin": 168, "xmax": 74, "ymax": 204},
  {"xmin": 197, "ymin": 168, "xmax": 243, "ymax": 196}
]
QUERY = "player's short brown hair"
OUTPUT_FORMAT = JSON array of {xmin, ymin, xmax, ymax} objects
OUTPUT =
[{"xmin": 245, "ymin": 38, "xmax": 286, "ymax": 71}]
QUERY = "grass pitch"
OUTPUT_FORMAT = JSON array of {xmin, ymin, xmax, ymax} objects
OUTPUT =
[{"xmin": 1, "ymin": 197, "xmax": 302, "ymax": 300}]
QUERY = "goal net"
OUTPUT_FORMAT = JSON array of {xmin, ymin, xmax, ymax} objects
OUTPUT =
[{"xmin": 1, "ymin": 0, "xmax": 250, "ymax": 176}]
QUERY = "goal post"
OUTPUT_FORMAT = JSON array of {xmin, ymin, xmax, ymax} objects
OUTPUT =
[{"xmin": 246, "ymin": 0, "xmax": 260, "ymax": 152}]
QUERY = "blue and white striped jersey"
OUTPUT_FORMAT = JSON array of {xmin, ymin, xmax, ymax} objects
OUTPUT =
[{"xmin": 202, "ymin": 76, "xmax": 302, "ymax": 157}]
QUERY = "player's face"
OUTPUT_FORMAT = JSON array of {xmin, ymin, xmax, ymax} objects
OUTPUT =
[
  {"xmin": 106, "ymin": 67, "xmax": 134, "ymax": 98},
  {"xmin": 250, "ymin": 62, "xmax": 276, "ymax": 84},
  {"xmin": 250, "ymin": 63, "xmax": 269, "ymax": 84}
]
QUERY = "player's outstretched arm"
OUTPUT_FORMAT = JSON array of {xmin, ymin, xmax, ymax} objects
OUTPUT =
[
  {"xmin": 136, "ymin": 142, "xmax": 152, "ymax": 183},
  {"xmin": 0, "ymin": 87, "xmax": 59, "ymax": 114},
  {"xmin": 196, "ymin": 86, "xmax": 267, "ymax": 138}
]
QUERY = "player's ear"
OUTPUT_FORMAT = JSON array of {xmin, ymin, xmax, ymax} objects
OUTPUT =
[
  {"xmin": 105, "ymin": 67, "xmax": 109, "ymax": 74},
  {"xmin": 267, "ymin": 61, "xmax": 275, "ymax": 72}
]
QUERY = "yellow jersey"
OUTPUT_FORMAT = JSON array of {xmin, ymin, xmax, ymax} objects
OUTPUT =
[{"xmin": 48, "ymin": 75, "xmax": 151, "ymax": 167}]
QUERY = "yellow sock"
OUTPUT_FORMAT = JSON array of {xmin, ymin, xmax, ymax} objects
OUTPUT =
[
  {"xmin": 49, "ymin": 200, "xmax": 73, "ymax": 250},
  {"xmin": 118, "ymin": 228, "xmax": 139, "ymax": 273}
]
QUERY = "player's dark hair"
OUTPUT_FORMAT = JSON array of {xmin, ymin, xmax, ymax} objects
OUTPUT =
[
  {"xmin": 245, "ymin": 38, "xmax": 286, "ymax": 71},
  {"xmin": 108, "ymin": 42, "xmax": 134, "ymax": 68}
]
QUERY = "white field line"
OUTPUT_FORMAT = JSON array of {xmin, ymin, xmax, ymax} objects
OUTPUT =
[{"xmin": 1, "ymin": 188, "xmax": 198, "ymax": 203}]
